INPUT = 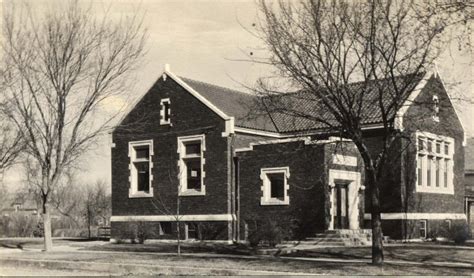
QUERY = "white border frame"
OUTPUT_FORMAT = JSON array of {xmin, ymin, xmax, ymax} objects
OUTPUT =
[
  {"xmin": 128, "ymin": 140, "xmax": 154, "ymax": 198},
  {"xmin": 328, "ymin": 169, "xmax": 361, "ymax": 230},
  {"xmin": 260, "ymin": 167, "xmax": 290, "ymax": 206},
  {"xmin": 160, "ymin": 98, "xmax": 171, "ymax": 125},
  {"xmin": 415, "ymin": 131, "xmax": 455, "ymax": 194},
  {"xmin": 177, "ymin": 134, "xmax": 206, "ymax": 196}
]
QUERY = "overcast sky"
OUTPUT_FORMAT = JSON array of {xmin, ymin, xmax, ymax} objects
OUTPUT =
[{"xmin": 1, "ymin": 0, "xmax": 473, "ymax": 190}]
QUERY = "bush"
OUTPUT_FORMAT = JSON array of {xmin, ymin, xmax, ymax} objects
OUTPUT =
[
  {"xmin": 33, "ymin": 221, "xmax": 44, "ymax": 237},
  {"xmin": 197, "ymin": 223, "xmax": 226, "ymax": 240},
  {"xmin": 448, "ymin": 222, "xmax": 469, "ymax": 244},
  {"xmin": 136, "ymin": 222, "xmax": 154, "ymax": 244},
  {"xmin": 118, "ymin": 222, "xmax": 154, "ymax": 244},
  {"xmin": 247, "ymin": 218, "xmax": 290, "ymax": 248}
]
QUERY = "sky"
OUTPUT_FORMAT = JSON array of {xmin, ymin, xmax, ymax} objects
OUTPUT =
[{"xmin": 1, "ymin": 0, "xmax": 473, "ymax": 190}]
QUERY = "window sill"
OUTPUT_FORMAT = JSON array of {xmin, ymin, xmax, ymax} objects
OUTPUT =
[
  {"xmin": 260, "ymin": 199, "xmax": 289, "ymax": 206},
  {"xmin": 129, "ymin": 192, "xmax": 154, "ymax": 198},
  {"xmin": 160, "ymin": 121, "xmax": 171, "ymax": 126},
  {"xmin": 416, "ymin": 186, "xmax": 454, "ymax": 195},
  {"xmin": 179, "ymin": 189, "xmax": 205, "ymax": 196}
]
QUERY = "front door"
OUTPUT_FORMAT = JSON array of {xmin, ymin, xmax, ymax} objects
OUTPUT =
[{"xmin": 334, "ymin": 183, "xmax": 349, "ymax": 229}]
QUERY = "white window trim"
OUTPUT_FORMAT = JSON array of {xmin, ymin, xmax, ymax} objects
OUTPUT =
[
  {"xmin": 177, "ymin": 134, "xmax": 206, "ymax": 196},
  {"xmin": 260, "ymin": 167, "xmax": 290, "ymax": 206},
  {"xmin": 432, "ymin": 95, "xmax": 440, "ymax": 122},
  {"xmin": 328, "ymin": 169, "xmax": 361, "ymax": 230},
  {"xmin": 415, "ymin": 131, "xmax": 454, "ymax": 194},
  {"xmin": 160, "ymin": 98, "xmax": 171, "ymax": 125},
  {"xmin": 128, "ymin": 140, "xmax": 154, "ymax": 198}
]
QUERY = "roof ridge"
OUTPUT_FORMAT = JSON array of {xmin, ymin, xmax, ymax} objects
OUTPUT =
[{"xmin": 179, "ymin": 76, "xmax": 254, "ymax": 96}]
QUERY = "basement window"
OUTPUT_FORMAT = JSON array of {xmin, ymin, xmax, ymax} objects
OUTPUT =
[
  {"xmin": 260, "ymin": 167, "xmax": 290, "ymax": 205},
  {"xmin": 419, "ymin": 220, "xmax": 427, "ymax": 239},
  {"xmin": 128, "ymin": 140, "xmax": 154, "ymax": 198}
]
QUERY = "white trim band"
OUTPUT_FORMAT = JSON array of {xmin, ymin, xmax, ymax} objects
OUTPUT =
[
  {"xmin": 111, "ymin": 214, "xmax": 235, "ymax": 222},
  {"xmin": 364, "ymin": 213, "xmax": 467, "ymax": 220}
]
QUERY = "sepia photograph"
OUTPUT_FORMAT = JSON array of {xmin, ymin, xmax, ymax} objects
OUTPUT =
[{"xmin": 0, "ymin": 0, "xmax": 473, "ymax": 276}]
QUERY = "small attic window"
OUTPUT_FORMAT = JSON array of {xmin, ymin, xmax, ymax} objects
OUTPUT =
[
  {"xmin": 432, "ymin": 95, "xmax": 439, "ymax": 122},
  {"xmin": 160, "ymin": 98, "xmax": 171, "ymax": 125}
]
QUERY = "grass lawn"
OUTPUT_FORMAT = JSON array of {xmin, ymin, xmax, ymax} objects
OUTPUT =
[
  {"xmin": 0, "ymin": 238, "xmax": 473, "ymax": 275},
  {"xmin": 287, "ymin": 244, "xmax": 474, "ymax": 266},
  {"xmin": 1, "ymin": 248, "xmax": 472, "ymax": 275}
]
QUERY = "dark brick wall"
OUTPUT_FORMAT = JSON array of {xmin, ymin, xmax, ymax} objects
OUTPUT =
[
  {"xmin": 112, "ymin": 76, "xmax": 231, "ymax": 218},
  {"xmin": 234, "ymin": 132, "xmax": 275, "ymax": 149},
  {"xmin": 236, "ymin": 140, "xmax": 326, "ymax": 240},
  {"xmin": 111, "ymin": 221, "xmax": 228, "ymax": 240},
  {"xmin": 324, "ymin": 141, "xmax": 366, "ymax": 228},
  {"xmin": 236, "ymin": 139, "xmax": 365, "ymax": 240},
  {"xmin": 402, "ymin": 75, "xmax": 465, "ymax": 214}
]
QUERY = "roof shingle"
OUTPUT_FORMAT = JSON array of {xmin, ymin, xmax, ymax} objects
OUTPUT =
[{"xmin": 179, "ymin": 72, "xmax": 425, "ymax": 134}]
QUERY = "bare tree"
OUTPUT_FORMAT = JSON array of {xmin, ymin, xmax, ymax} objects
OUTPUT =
[
  {"xmin": 149, "ymin": 160, "xmax": 185, "ymax": 256},
  {"xmin": 1, "ymin": 1, "xmax": 146, "ymax": 251},
  {"xmin": 253, "ymin": 0, "xmax": 470, "ymax": 265},
  {"xmin": 82, "ymin": 180, "xmax": 111, "ymax": 239}
]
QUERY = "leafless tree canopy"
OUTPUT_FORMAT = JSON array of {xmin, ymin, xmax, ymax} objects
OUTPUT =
[
  {"xmin": 1, "ymin": 0, "xmax": 147, "ymax": 250},
  {"xmin": 254, "ymin": 0, "xmax": 471, "ymax": 265}
]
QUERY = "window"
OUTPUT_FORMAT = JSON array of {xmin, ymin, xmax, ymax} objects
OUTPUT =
[
  {"xmin": 445, "ymin": 219, "xmax": 452, "ymax": 230},
  {"xmin": 128, "ymin": 140, "xmax": 153, "ymax": 198},
  {"xmin": 432, "ymin": 95, "xmax": 440, "ymax": 122},
  {"xmin": 415, "ymin": 131, "xmax": 454, "ymax": 194},
  {"xmin": 419, "ymin": 220, "xmax": 427, "ymax": 239},
  {"xmin": 260, "ymin": 167, "xmax": 290, "ymax": 205},
  {"xmin": 159, "ymin": 222, "xmax": 172, "ymax": 235},
  {"xmin": 185, "ymin": 223, "xmax": 197, "ymax": 240},
  {"xmin": 178, "ymin": 134, "xmax": 206, "ymax": 196},
  {"xmin": 160, "ymin": 98, "xmax": 171, "ymax": 125}
]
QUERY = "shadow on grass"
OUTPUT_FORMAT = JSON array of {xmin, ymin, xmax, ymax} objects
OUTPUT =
[
  {"xmin": 0, "ymin": 242, "xmax": 27, "ymax": 249},
  {"xmin": 59, "ymin": 237, "xmax": 109, "ymax": 242}
]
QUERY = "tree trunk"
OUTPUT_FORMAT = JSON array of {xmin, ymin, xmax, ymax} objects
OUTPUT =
[
  {"xmin": 88, "ymin": 207, "xmax": 92, "ymax": 239},
  {"xmin": 367, "ymin": 169, "xmax": 384, "ymax": 265},
  {"xmin": 371, "ymin": 209, "xmax": 384, "ymax": 265},
  {"xmin": 42, "ymin": 203, "xmax": 53, "ymax": 251},
  {"xmin": 177, "ymin": 222, "xmax": 181, "ymax": 257},
  {"xmin": 88, "ymin": 216, "xmax": 91, "ymax": 239}
]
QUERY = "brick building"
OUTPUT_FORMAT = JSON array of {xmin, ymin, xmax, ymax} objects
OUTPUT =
[
  {"xmin": 110, "ymin": 66, "xmax": 466, "ymax": 242},
  {"xmin": 465, "ymin": 138, "xmax": 474, "ymax": 236}
]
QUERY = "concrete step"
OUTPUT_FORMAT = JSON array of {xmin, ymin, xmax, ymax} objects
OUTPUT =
[
  {"xmin": 313, "ymin": 233, "xmax": 342, "ymax": 238},
  {"xmin": 299, "ymin": 241, "xmax": 346, "ymax": 246},
  {"xmin": 305, "ymin": 237, "xmax": 346, "ymax": 242}
]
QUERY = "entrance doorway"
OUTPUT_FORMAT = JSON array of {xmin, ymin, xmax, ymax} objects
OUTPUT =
[
  {"xmin": 334, "ymin": 183, "xmax": 349, "ymax": 229},
  {"xmin": 328, "ymin": 169, "xmax": 362, "ymax": 230}
]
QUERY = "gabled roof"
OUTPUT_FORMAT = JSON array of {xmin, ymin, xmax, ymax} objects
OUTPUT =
[
  {"xmin": 180, "ymin": 77, "xmax": 277, "ymax": 132},
  {"xmin": 117, "ymin": 66, "xmax": 440, "ymax": 136},
  {"xmin": 178, "ymin": 72, "xmax": 425, "ymax": 134},
  {"xmin": 264, "ymin": 72, "xmax": 425, "ymax": 133}
]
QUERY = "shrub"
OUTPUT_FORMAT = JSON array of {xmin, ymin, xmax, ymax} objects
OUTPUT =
[
  {"xmin": 197, "ymin": 223, "xmax": 226, "ymax": 240},
  {"xmin": 33, "ymin": 221, "xmax": 44, "ymax": 237},
  {"xmin": 118, "ymin": 222, "xmax": 154, "ymax": 244},
  {"xmin": 136, "ymin": 222, "xmax": 154, "ymax": 244},
  {"xmin": 247, "ymin": 218, "xmax": 290, "ymax": 248},
  {"xmin": 5, "ymin": 214, "xmax": 39, "ymax": 237},
  {"xmin": 448, "ymin": 222, "xmax": 469, "ymax": 245}
]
